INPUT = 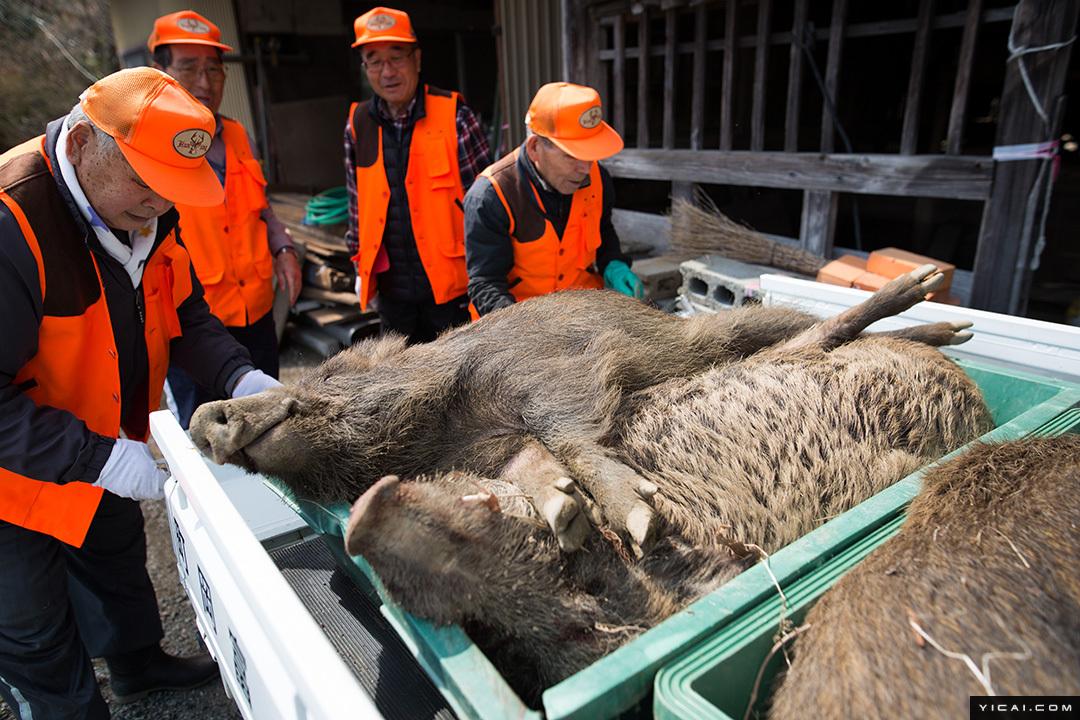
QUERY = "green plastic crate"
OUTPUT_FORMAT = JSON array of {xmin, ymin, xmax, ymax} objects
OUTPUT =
[
  {"xmin": 265, "ymin": 358, "xmax": 1080, "ymax": 720},
  {"xmin": 653, "ymin": 360, "xmax": 1080, "ymax": 720}
]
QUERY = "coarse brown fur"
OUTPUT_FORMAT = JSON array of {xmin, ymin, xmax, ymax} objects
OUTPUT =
[
  {"xmin": 191, "ymin": 268, "xmax": 968, "ymax": 551},
  {"xmin": 345, "ymin": 334, "xmax": 993, "ymax": 705},
  {"xmin": 768, "ymin": 436, "xmax": 1080, "ymax": 720}
]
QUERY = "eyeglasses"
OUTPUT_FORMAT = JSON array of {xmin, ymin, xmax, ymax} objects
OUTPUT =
[
  {"xmin": 168, "ymin": 64, "xmax": 227, "ymax": 84},
  {"xmin": 362, "ymin": 48, "xmax": 415, "ymax": 74}
]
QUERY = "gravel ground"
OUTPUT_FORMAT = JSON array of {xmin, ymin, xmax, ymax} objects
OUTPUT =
[{"xmin": 0, "ymin": 341, "xmax": 323, "ymax": 720}]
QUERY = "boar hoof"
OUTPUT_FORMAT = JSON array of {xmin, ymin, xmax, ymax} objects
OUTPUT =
[
  {"xmin": 541, "ymin": 478, "xmax": 595, "ymax": 552},
  {"xmin": 946, "ymin": 321, "xmax": 974, "ymax": 346},
  {"xmin": 625, "ymin": 504, "xmax": 656, "ymax": 559}
]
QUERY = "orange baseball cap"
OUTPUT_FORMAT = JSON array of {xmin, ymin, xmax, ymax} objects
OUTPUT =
[
  {"xmin": 352, "ymin": 7, "xmax": 417, "ymax": 48},
  {"xmin": 148, "ymin": 10, "xmax": 234, "ymax": 53},
  {"xmin": 79, "ymin": 68, "xmax": 223, "ymax": 207},
  {"xmin": 526, "ymin": 83, "xmax": 623, "ymax": 162}
]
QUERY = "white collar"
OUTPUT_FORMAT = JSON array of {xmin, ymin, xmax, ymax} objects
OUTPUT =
[{"xmin": 56, "ymin": 117, "xmax": 157, "ymax": 288}]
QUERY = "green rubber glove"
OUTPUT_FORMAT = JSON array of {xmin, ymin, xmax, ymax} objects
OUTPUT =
[{"xmin": 603, "ymin": 260, "xmax": 644, "ymax": 299}]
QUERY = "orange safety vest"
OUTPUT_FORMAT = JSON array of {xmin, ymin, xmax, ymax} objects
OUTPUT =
[
  {"xmin": 175, "ymin": 117, "xmax": 273, "ymax": 327},
  {"xmin": 479, "ymin": 146, "xmax": 604, "ymax": 305},
  {"xmin": 0, "ymin": 137, "xmax": 193, "ymax": 547},
  {"xmin": 349, "ymin": 86, "xmax": 468, "ymax": 310}
]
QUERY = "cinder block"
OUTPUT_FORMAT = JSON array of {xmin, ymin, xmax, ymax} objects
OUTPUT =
[
  {"xmin": 678, "ymin": 255, "xmax": 803, "ymax": 311},
  {"xmin": 867, "ymin": 247, "xmax": 955, "ymax": 292},
  {"xmin": 633, "ymin": 254, "xmax": 691, "ymax": 301},
  {"xmin": 816, "ymin": 256, "xmax": 866, "ymax": 287}
]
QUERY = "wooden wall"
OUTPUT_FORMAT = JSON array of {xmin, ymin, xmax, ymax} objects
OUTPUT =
[{"xmin": 565, "ymin": 0, "xmax": 1079, "ymax": 314}]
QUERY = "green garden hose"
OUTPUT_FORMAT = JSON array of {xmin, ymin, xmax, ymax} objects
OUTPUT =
[{"xmin": 304, "ymin": 187, "xmax": 349, "ymax": 226}]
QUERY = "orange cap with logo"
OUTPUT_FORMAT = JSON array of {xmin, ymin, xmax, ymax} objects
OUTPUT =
[
  {"xmin": 526, "ymin": 82, "xmax": 623, "ymax": 162},
  {"xmin": 352, "ymin": 7, "xmax": 417, "ymax": 47},
  {"xmin": 79, "ymin": 67, "xmax": 223, "ymax": 207},
  {"xmin": 148, "ymin": 10, "xmax": 234, "ymax": 53}
]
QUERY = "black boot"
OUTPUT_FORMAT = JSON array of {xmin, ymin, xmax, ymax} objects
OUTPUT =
[{"xmin": 106, "ymin": 644, "xmax": 220, "ymax": 704}]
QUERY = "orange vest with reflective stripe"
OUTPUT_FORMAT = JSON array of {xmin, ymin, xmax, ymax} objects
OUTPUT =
[
  {"xmin": 480, "ymin": 147, "xmax": 604, "ymax": 304},
  {"xmin": 0, "ymin": 137, "xmax": 193, "ymax": 547},
  {"xmin": 175, "ymin": 118, "xmax": 272, "ymax": 327},
  {"xmin": 349, "ymin": 86, "xmax": 468, "ymax": 310}
]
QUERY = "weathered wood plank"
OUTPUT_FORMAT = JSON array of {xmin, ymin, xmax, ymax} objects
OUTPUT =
[
  {"xmin": 720, "ymin": 0, "xmax": 737, "ymax": 150},
  {"xmin": 613, "ymin": 13, "xmax": 626, "ymax": 137},
  {"xmin": 785, "ymin": 0, "xmax": 808, "ymax": 152},
  {"xmin": 594, "ymin": 6, "xmax": 1014, "ymax": 60},
  {"xmin": 751, "ymin": 0, "xmax": 772, "ymax": 151},
  {"xmin": 969, "ymin": 0, "xmax": 1080, "ymax": 313},
  {"xmin": 637, "ymin": 11, "xmax": 650, "ymax": 147},
  {"xmin": 820, "ymin": 0, "xmax": 848, "ymax": 152},
  {"xmin": 691, "ymin": 3, "xmax": 707, "ymax": 150},
  {"xmin": 800, "ymin": 190, "xmax": 837, "ymax": 257},
  {"xmin": 900, "ymin": 0, "xmax": 935, "ymax": 154},
  {"xmin": 945, "ymin": 0, "xmax": 983, "ymax": 154},
  {"xmin": 663, "ymin": 7, "xmax": 677, "ymax": 148},
  {"xmin": 602, "ymin": 149, "xmax": 993, "ymax": 200}
]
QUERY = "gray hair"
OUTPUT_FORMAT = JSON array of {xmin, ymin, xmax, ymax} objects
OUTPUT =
[
  {"xmin": 66, "ymin": 104, "xmax": 120, "ymax": 157},
  {"xmin": 524, "ymin": 127, "xmax": 552, "ymax": 147}
]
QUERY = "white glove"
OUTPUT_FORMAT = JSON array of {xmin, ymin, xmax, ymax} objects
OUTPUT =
[
  {"xmin": 232, "ymin": 369, "xmax": 283, "ymax": 398},
  {"xmin": 94, "ymin": 439, "xmax": 167, "ymax": 501}
]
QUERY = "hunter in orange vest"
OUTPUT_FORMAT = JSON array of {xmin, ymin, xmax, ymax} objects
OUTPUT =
[
  {"xmin": 464, "ymin": 83, "xmax": 642, "ymax": 318},
  {"xmin": 0, "ymin": 68, "xmax": 272, "ymax": 715},
  {"xmin": 150, "ymin": 10, "xmax": 302, "ymax": 428},
  {"xmin": 345, "ymin": 6, "xmax": 492, "ymax": 343}
]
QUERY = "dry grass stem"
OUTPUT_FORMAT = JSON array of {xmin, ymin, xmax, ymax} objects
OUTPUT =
[{"xmin": 742, "ymin": 623, "xmax": 813, "ymax": 720}]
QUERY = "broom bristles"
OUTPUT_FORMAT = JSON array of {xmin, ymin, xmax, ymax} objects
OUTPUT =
[{"xmin": 669, "ymin": 188, "xmax": 827, "ymax": 276}]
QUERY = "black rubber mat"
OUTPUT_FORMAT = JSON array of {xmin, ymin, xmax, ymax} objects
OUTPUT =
[{"xmin": 269, "ymin": 536, "xmax": 455, "ymax": 720}]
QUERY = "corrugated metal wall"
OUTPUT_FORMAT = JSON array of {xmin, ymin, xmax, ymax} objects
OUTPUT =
[
  {"xmin": 496, "ymin": 0, "xmax": 564, "ymax": 152},
  {"xmin": 109, "ymin": 0, "xmax": 257, "ymax": 139}
]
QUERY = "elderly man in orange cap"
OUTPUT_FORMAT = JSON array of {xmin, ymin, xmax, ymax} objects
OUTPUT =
[
  {"xmin": 0, "ymin": 67, "xmax": 279, "ymax": 716},
  {"xmin": 464, "ymin": 82, "xmax": 642, "ymax": 317},
  {"xmin": 148, "ymin": 10, "xmax": 302, "ymax": 429},
  {"xmin": 345, "ymin": 6, "xmax": 492, "ymax": 343}
]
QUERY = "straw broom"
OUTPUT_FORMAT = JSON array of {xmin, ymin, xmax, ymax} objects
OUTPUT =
[{"xmin": 670, "ymin": 187, "xmax": 827, "ymax": 276}]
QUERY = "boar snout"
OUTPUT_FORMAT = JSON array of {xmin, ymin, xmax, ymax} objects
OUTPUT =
[{"xmin": 190, "ymin": 393, "xmax": 300, "ymax": 467}]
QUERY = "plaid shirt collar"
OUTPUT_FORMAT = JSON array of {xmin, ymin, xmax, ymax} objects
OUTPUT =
[{"xmin": 371, "ymin": 91, "xmax": 423, "ymax": 131}]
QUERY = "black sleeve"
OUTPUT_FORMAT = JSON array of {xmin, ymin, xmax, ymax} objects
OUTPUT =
[
  {"xmin": 593, "ymin": 164, "xmax": 630, "ymax": 274},
  {"xmin": 464, "ymin": 176, "xmax": 517, "ymax": 316},
  {"xmin": 167, "ymin": 231, "xmax": 254, "ymax": 398},
  {"xmin": 0, "ymin": 208, "xmax": 115, "ymax": 484}
]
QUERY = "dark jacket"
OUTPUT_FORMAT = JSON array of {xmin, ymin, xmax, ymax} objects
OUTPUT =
[
  {"xmin": 463, "ymin": 145, "xmax": 629, "ymax": 316},
  {"xmin": 0, "ymin": 119, "xmax": 252, "ymax": 485}
]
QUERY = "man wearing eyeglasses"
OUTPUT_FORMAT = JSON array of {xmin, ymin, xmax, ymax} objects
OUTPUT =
[
  {"xmin": 149, "ymin": 10, "xmax": 302, "ymax": 428},
  {"xmin": 345, "ymin": 6, "xmax": 492, "ymax": 343}
]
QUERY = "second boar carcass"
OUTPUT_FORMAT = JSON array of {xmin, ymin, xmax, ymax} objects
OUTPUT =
[
  {"xmin": 191, "ymin": 266, "xmax": 969, "ymax": 553},
  {"xmin": 343, "ymin": 323, "xmax": 993, "ymax": 704},
  {"xmin": 768, "ymin": 435, "xmax": 1080, "ymax": 720}
]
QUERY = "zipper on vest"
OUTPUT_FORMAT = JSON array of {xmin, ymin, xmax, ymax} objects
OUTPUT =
[{"xmin": 135, "ymin": 288, "xmax": 145, "ymax": 327}]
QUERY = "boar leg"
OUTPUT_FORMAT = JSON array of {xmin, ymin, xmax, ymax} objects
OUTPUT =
[
  {"xmin": 499, "ymin": 439, "xmax": 602, "ymax": 552},
  {"xmin": 551, "ymin": 443, "xmax": 659, "ymax": 557},
  {"xmin": 773, "ymin": 264, "xmax": 946, "ymax": 353},
  {"xmin": 869, "ymin": 321, "xmax": 973, "ymax": 347}
]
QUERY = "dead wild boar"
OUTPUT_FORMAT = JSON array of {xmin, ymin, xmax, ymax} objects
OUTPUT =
[
  {"xmin": 342, "ymin": 326, "xmax": 993, "ymax": 705},
  {"xmin": 768, "ymin": 435, "xmax": 1080, "ymax": 720},
  {"xmin": 192, "ymin": 266, "xmax": 968, "ymax": 553}
]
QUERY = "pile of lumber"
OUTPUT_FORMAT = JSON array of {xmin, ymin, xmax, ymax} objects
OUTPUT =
[{"xmin": 270, "ymin": 193, "xmax": 380, "ymax": 356}]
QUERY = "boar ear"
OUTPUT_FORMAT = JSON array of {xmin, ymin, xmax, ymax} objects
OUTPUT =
[{"xmin": 344, "ymin": 475, "xmax": 401, "ymax": 556}]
